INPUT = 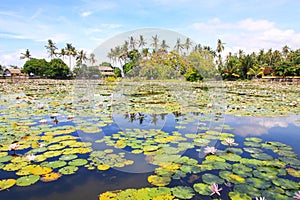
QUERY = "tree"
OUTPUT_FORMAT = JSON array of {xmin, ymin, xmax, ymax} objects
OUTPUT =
[
  {"xmin": 151, "ymin": 35, "xmax": 159, "ymax": 52},
  {"xmin": 46, "ymin": 58, "xmax": 70, "ymax": 78},
  {"xmin": 45, "ymin": 39, "xmax": 57, "ymax": 58},
  {"xmin": 23, "ymin": 58, "xmax": 48, "ymax": 76},
  {"xmin": 138, "ymin": 35, "xmax": 146, "ymax": 49},
  {"xmin": 216, "ymin": 39, "xmax": 225, "ymax": 54},
  {"xmin": 184, "ymin": 38, "xmax": 192, "ymax": 54},
  {"xmin": 89, "ymin": 53, "xmax": 97, "ymax": 65},
  {"xmin": 20, "ymin": 49, "xmax": 32, "ymax": 60},
  {"xmin": 160, "ymin": 40, "xmax": 169, "ymax": 53},
  {"xmin": 174, "ymin": 38, "xmax": 183, "ymax": 54},
  {"xmin": 65, "ymin": 43, "xmax": 76, "ymax": 69},
  {"xmin": 129, "ymin": 36, "xmax": 136, "ymax": 50},
  {"xmin": 76, "ymin": 50, "xmax": 88, "ymax": 66}
]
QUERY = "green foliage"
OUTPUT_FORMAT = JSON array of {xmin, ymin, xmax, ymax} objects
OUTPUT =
[
  {"xmin": 184, "ymin": 69, "xmax": 203, "ymax": 82},
  {"xmin": 47, "ymin": 58, "xmax": 70, "ymax": 79},
  {"xmin": 75, "ymin": 64, "xmax": 101, "ymax": 78},
  {"xmin": 23, "ymin": 58, "xmax": 49, "ymax": 76}
]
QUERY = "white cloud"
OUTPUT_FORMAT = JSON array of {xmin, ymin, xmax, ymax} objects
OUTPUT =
[
  {"xmin": 81, "ymin": 11, "xmax": 92, "ymax": 17},
  {"xmin": 189, "ymin": 18, "xmax": 300, "ymax": 53}
]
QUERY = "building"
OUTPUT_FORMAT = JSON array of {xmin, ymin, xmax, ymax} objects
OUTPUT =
[
  {"xmin": 4, "ymin": 68, "xmax": 22, "ymax": 77},
  {"xmin": 99, "ymin": 66, "xmax": 114, "ymax": 77}
]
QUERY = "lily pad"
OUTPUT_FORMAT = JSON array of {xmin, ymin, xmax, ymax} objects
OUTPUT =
[
  {"xmin": 193, "ymin": 183, "xmax": 211, "ymax": 195},
  {"xmin": 228, "ymin": 191, "xmax": 251, "ymax": 200},
  {"xmin": 202, "ymin": 173, "xmax": 224, "ymax": 184},
  {"xmin": 0, "ymin": 179, "xmax": 16, "ymax": 191},
  {"xmin": 59, "ymin": 165, "xmax": 79, "ymax": 175},
  {"xmin": 97, "ymin": 164, "xmax": 110, "ymax": 171},
  {"xmin": 68, "ymin": 158, "xmax": 88, "ymax": 166},
  {"xmin": 16, "ymin": 175, "xmax": 40, "ymax": 186},
  {"xmin": 148, "ymin": 175, "xmax": 171, "ymax": 186},
  {"xmin": 171, "ymin": 186, "xmax": 195, "ymax": 199},
  {"xmin": 40, "ymin": 172, "xmax": 62, "ymax": 182}
]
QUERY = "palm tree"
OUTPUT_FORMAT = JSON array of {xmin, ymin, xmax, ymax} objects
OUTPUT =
[
  {"xmin": 282, "ymin": 45, "xmax": 290, "ymax": 59},
  {"xmin": 76, "ymin": 50, "xmax": 88, "ymax": 66},
  {"xmin": 184, "ymin": 38, "xmax": 192, "ymax": 55},
  {"xmin": 20, "ymin": 49, "xmax": 32, "ymax": 60},
  {"xmin": 138, "ymin": 35, "xmax": 147, "ymax": 49},
  {"xmin": 59, "ymin": 48, "xmax": 66, "ymax": 60},
  {"xmin": 129, "ymin": 36, "xmax": 136, "ymax": 50},
  {"xmin": 89, "ymin": 53, "xmax": 97, "ymax": 65},
  {"xmin": 151, "ymin": 35, "xmax": 159, "ymax": 52},
  {"xmin": 216, "ymin": 39, "xmax": 225, "ymax": 54},
  {"xmin": 65, "ymin": 43, "xmax": 76, "ymax": 69},
  {"xmin": 160, "ymin": 40, "xmax": 169, "ymax": 53},
  {"xmin": 174, "ymin": 38, "xmax": 183, "ymax": 54},
  {"xmin": 45, "ymin": 39, "xmax": 57, "ymax": 59}
]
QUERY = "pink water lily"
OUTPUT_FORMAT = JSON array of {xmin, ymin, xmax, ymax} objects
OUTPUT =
[
  {"xmin": 9, "ymin": 143, "xmax": 19, "ymax": 151},
  {"xmin": 39, "ymin": 119, "xmax": 47, "ymax": 124},
  {"xmin": 224, "ymin": 138, "xmax": 236, "ymax": 146},
  {"xmin": 26, "ymin": 154, "xmax": 36, "ymax": 162},
  {"xmin": 37, "ymin": 104, "xmax": 44, "ymax": 109},
  {"xmin": 204, "ymin": 146, "xmax": 217, "ymax": 155},
  {"xmin": 210, "ymin": 183, "xmax": 222, "ymax": 196},
  {"xmin": 294, "ymin": 191, "xmax": 300, "ymax": 200}
]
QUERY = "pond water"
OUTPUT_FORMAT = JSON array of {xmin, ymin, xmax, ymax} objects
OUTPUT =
[{"xmin": 0, "ymin": 80, "xmax": 299, "ymax": 200}]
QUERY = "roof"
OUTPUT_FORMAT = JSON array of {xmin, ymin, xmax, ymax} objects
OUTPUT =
[
  {"xmin": 5, "ymin": 68, "xmax": 21, "ymax": 74},
  {"xmin": 99, "ymin": 66, "xmax": 114, "ymax": 71}
]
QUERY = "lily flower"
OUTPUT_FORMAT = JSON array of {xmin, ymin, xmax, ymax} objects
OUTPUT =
[
  {"xmin": 204, "ymin": 146, "xmax": 217, "ymax": 155},
  {"xmin": 39, "ymin": 119, "xmax": 47, "ymax": 124},
  {"xmin": 210, "ymin": 183, "xmax": 222, "ymax": 196},
  {"xmin": 256, "ymin": 197, "xmax": 266, "ymax": 200},
  {"xmin": 26, "ymin": 154, "xmax": 36, "ymax": 162},
  {"xmin": 294, "ymin": 191, "xmax": 300, "ymax": 200},
  {"xmin": 224, "ymin": 138, "xmax": 236, "ymax": 146},
  {"xmin": 9, "ymin": 143, "xmax": 19, "ymax": 151}
]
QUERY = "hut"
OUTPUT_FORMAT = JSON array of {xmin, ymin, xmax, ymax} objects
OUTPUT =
[
  {"xmin": 99, "ymin": 66, "xmax": 114, "ymax": 77},
  {"xmin": 4, "ymin": 68, "xmax": 22, "ymax": 77}
]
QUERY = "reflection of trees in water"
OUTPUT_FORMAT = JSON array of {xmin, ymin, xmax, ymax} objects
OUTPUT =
[{"xmin": 122, "ymin": 112, "xmax": 166, "ymax": 125}]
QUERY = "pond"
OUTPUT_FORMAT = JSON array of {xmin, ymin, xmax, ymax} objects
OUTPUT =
[{"xmin": 0, "ymin": 80, "xmax": 299, "ymax": 200}]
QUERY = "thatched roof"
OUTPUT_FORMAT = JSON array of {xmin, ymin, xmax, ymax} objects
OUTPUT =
[{"xmin": 5, "ymin": 68, "xmax": 21, "ymax": 74}]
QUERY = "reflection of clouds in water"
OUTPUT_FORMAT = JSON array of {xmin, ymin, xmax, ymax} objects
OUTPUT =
[{"xmin": 226, "ymin": 115, "xmax": 300, "ymax": 137}]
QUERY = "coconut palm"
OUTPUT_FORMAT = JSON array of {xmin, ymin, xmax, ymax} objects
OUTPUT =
[
  {"xmin": 151, "ymin": 35, "xmax": 159, "ymax": 52},
  {"xmin": 282, "ymin": 45, "xmax": 290, "ymax": 59},
  {"xmin": 138, "ymin": 35, "xmax": 147, "ymax": 49},
  {"xmin": 174, "ymin": 38, "xmax": 183, "ymax": 54},
  {"xmin": 76, "ymin": 50, "xmax": 88, "ymax": 66},
  {"xmin": 20, "ymin": 49, "xmax": 32, "ymax": 60},
  {"xmin": 65, "ymin": 43, "xmax": 77, "ymax": 69},
  {"xmin": 216, "ymin": 39, "xmax": 225, "ymax": 54},
  {"xmin": 184, "ymin": 38, "xmax": 192, "ymax": 54},
  {"xmin": 129, "ymin": 36, "xmax": 137, "ymax": 50},
  {"xmin": 45, "ymin": 39, "xmax": 57, "ymax": 59},
  {"xmin": 160, "ymin": 40, "xmax": 169, "ymax": 53},
  {"xmin": 59, "ymin": 48, "xmax": 66, "ymax": 60},
  {"xmin": 89, "ymin": 53, "xmax": 97, "ymax": 65}
]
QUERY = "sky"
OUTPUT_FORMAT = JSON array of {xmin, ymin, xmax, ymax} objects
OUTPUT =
[{"xmin": 1, "ymin": 0, "xmax": 300, "ymax": 67}]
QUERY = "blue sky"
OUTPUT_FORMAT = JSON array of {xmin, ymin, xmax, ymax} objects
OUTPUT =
[{"xmin": 1, "ymin": 0, "xmax": 300, "ymax": 67}]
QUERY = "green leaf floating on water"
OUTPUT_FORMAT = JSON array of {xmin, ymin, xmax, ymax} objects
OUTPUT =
[
  {"xmin": 202, "ymin": 173, "xmax": 224, "ymax": 184},
  {"xmin": 228, "ymin": 191, "xmax": 251, "ymax": 200},
  {"xmin": 68, "ymin": 158, "xmax": 88, "ymax": 166},
  {"xmin": 16, "ymin": 175, "xmax": 40, "ymax": 187},
  {"xmin": 171, "ymin": 186, "xmax": 195, "ymax": 199},
  {"xmin": 272, "ymin": 178, "xmax": 300, "ymax": 190},
  {"xmin": 0, "ymin": 179, "xmax": 16, "ymax": 191},
  {"xmin": 59, "ymin": 165, "xmax": 79, "ymax": 175},
  {"xmin": 193, "ymin": 183, "xmax": 211, "ymax": 195},
  {"xmin": 59, "ymin": 154, "xmax": 78, "ymax": 161},
  {"xmin": 43, "ymin": 160, "xmax": 67, "ymax": 169},
  {"xmin": 148, "ymin": 175, "xmax": 171, "ymax": 187}
]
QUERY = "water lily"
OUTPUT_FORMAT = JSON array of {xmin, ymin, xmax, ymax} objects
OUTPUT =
[
  {"xmin": 9, "ymin": 143, "xmax": 19, "ymax": 151},
  {"xmin": 26, "ymin": 154, "xmax": 36, "ymax": 162},
  {"xmin": 210, "ymin": 183, "xmax": 222, "ymax": 196},
  {"xmin": 39, "ymin": 143, "xmax": 46, "ymax": 148},
  {"xmin": 224, "ymin": 138, "xmax": 236, "ymax": 146},
  {"xmin": 207, "ymin": 103, "xmax": 213, "ymax": 108},
  {"xmin": 37, "ymin": 104, "xmax": 44, "ymax": 109},
  {"xmin": 67, "ymin": 115, "xmax": 74, "ymax": 119},
  {"xmin": 256, "ymin": 197, "xmax": 266, "ymax": 200},
  {"xmin": 39, "ymin": 119, "xmax": 47, "ymax": 124},
  {"xmin": 204, "ymin": 146, "xmax": 217, "ymax": 155},
  {"xmin": 294, "ymin": 191, "xmax": 300, "ymax": 200}
]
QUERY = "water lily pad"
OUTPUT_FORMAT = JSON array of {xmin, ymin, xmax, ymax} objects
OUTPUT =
[
  {"xmin": 286, "ymin": 168, "xmax": 300, "ymax": 178},
  {"xmin": 148, "ymin": 175, "xmax": 171, "ymax": 186},
  {"xmin": 0, "ymin": 179, "xmax": 16, "ymax": 191},
  {"xmin": 202, "ymin": 173, "xmax": 224, "ymax": 184},
  {"xmin": 247, "ymin": 177, "xmax": 271, "ymax": 189},
  {"xmin": 97, "ymin": 164, "xmax": 110, "ymax": 171},
  {"xmin": 272, "ymin": 178, "xmax": 299, "ymax": 190},
  {"xmin": 59, "ymin": 154, "xmax": 78, "ymax": 161},
  {"xmin": 44, "ymin": 160, "xmax": 67, "ymax": 169},
  {"xmin": 228, "ymin": 191, "xmax": 251, "ymax": 200},
  {"xmin": 69, "ymin": 158, "xmax": 88, "ymax": 166},
  {"xmin": 171, "ymin": 186, "xmax": 195, "ymax": 199},
  {"xmin": 193, "ymin": 183, "xmax": 211, "ymax": 195},
  {"xmin": 58, "ymin": 165, "xmax": 78, "ymax": 175},
  {"xmin": 16, "ymin": 175, "xmax": 40, "ymax": 186},
  {"xmin": 40, "ymin": 172, "xmax": 62, "ymax": 182}
]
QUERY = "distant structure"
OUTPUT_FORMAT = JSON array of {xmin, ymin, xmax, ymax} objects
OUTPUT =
[
  {"xmin": 4, "ymin": 68, "xmax": 22, "ymax": 77},
  {"xmin": 99, "ymin": 66, "xmax": 114, "ymax": 77}
]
